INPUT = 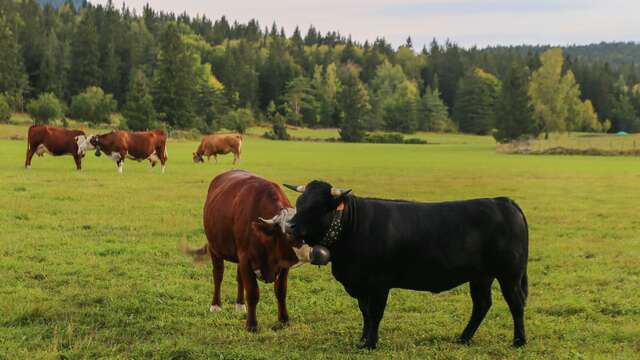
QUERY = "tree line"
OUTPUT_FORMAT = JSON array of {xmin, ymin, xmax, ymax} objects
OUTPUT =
[{"xmin": 1, "ymin": 0, "xmax": 639, "ymax": 142}]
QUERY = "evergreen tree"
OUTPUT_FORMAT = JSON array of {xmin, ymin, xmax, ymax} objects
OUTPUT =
[
  {"xmin": 454, "ymin": 68, "xmax": 500, "ymax": 135},
  {"xmin": 123, "ymin": 69, "xmax": 157, "ymax": 130},
  {"xmin": 281, "ymin": 76, "xmax": 318, "ymax": 126},
  {"xmin": 493, "ymin": 64, "xmax": 533, "ymax": 142},
  {"xmin": 69, "ymin": 11, "xmax": 100, "ymax": 97},
  {"xmin": 311, "ymin": 64, "xmax": 341, "ymax": 127},
  {"xmin": 0, "ymin": 15, "xmax": 28, "ymax": 109},
  {"xmin": 153, "ymin": 22, "xmax": 198, "ymax": 128},
  {"xmin": 337, "ymin": 64, "xmax": 370, "ymax": 142},
  {"xmin": 418, "ymin": 86, "xmax": 453, "ymax": 132}
]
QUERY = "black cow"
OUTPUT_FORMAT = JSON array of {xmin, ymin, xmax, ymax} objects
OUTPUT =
[{"xmin": 284, "ymin": 181, "xmax": 529, "ymax": 350}]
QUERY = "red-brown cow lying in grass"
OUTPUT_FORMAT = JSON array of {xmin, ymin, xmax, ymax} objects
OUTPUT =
[
  {"xmin": 88, "ymin": 130, "xmax": 167, "ymax": 173},
  {"xmin": 184, "ymin": 170, "xmax": 310, "ymax": 331},
  {"xmin": 25, "ymin": 125, "xmax": 92, "ymax": 170},
  {"xmin": 192, "ymin": 134, "xmax": 243, "ymax": 164}
]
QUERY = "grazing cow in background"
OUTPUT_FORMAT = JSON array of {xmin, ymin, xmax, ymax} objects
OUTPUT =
[
  {"xmin": 285, "ymin": 181, "xmax": 529, "ymax": 349},
  {"xmin": 88, "ymin": 130, "xmax": 167, "ymax": 173},
  {"xmin": 193, "ymin": 134, "xmax": 243, "ymax": 164},
  {"xmin": 184, "ymin": 170, "xmax": 305, "ymax": 332},
  {"xmin": 25, "ymin": 125, "xmax": 92, "ymax": 170}
]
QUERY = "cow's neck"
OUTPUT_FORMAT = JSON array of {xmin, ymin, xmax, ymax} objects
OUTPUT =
[{"xmin": 319, "ymin": 201, "xmax": 347, "ymax": 248}]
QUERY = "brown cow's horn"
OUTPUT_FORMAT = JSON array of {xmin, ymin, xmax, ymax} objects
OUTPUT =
[
  {"xmin": 284, "ymin": 184, "xmax": 306, "ymax": 193},
  {"xmin": 258, "ymin": 216, "xmax": 278, "ymax": 224},
  {"xmin": 331, "ymin": 188, "xmax": 352, "ymax": 197}
]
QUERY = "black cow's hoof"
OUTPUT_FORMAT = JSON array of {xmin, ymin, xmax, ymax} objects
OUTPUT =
[
  {"xmin": 456, "ymin": 336, "xmax": 472, "ymax": 345},
  {"xmin": 357, "ymin": 341, "xmax": 376, "ymax": 350},
  {"xmin": 513, "ymin": 338, "xmax": 526, "ymax": 347},
  {"xmin": 271, "ymin": 321, "xmax": 289, "ymax": 331},
  {"xmin": 246, "ymin": 324, "xmax": 258, "ymax": 333}
]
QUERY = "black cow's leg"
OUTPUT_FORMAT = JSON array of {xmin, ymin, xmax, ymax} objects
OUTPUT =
[
  {"xmin": 498, "ymin": 276, "xmax": 526, "ymax": 347},
  {"xmin": 359, "ymin": 288, "xmax": 389, "ymax": 350},
  {"xmin": 274, "ymin": 268, "xmax": 289, "ymax": 324},
  {"xmin": 210, "ymin": 255, "xmax": 224, "ymax": 312},
  {"xmin": 357, "ymin": 296, "xmax": 371, "ymax": 345},
  {"xmin": 235, "ymin": 267, "xmax": 245, "ymax": 312},
  {"xmin": 458, "ymin": 277, "xmax": 494, "ymax": 344}
]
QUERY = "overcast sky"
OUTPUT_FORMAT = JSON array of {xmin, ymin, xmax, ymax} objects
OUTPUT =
[{"xmin": 94, "ymin": 0, "xmax": 640, "ymax": 49}]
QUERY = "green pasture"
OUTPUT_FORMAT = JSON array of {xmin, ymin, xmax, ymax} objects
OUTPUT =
[{"xmin": 0, "ymin": 124, "xmax": 639, "ymax": 359}]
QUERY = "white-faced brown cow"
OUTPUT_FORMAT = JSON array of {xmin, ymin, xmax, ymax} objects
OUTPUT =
[
  {"xmin": 183, "ymin": 170, "xmax": 311, "ymax": 332},
  {"xmin": 25, "ymin": 125, "xmax": 93, "ymax": 170},
  {"xmin": 88, "ymin": 130, "xmax": 168, "ymax": 173},
  {"xmin": 192, "ymin": 134, "xmax": 243, "ymax": 164}
]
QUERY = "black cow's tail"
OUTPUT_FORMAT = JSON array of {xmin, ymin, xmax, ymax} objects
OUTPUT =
[
  {"xmin": 180, "ymin": 240, "xmax": 209, "ymax": 263},
  {"xmin": 509, "ymin": 198, "xmax": 529, "ymax": 305},
  {"xmin": 521, "ymin": 272, "xmax": 528, "ymax": 305}
]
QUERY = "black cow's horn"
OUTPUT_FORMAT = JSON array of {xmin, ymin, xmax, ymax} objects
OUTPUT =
[
  {"xmin": 331, "ymin": 188, "xmax": 352, "ymax": 197},
  {"xmin": 284, "ymin": 184, "xmax": 306, "ymax": 193}
]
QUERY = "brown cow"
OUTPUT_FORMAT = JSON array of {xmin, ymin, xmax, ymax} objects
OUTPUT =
[
  {"xmin": 193, "ymin": 134, "xmax": 243, "ymax": 164},
  {"xmin": 88, "ymin": 130, "xmax": 167, "ymax": 173},
  {"xmin": 25, "ymin": 125, "xmax": 92, "ymax": 170},
  {"xmin": 184, "ymin": 170, "xmax": 309, "ymax": 331}
]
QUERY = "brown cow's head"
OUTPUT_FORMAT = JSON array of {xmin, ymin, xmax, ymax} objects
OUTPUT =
[
  {"xmin": 89, "ymin": 135, "xmax": 102, "ymax": 156},
  {"xmin": 251, "ymin": 208, "xmax": 308, "ymax": 266},
  {"xmin": 75, "ymin": 135, "xmax": 95, "ymax": 156},
  {"xmin": 193, "ymin": 152, "xmax": 205, "ymax": 163}
]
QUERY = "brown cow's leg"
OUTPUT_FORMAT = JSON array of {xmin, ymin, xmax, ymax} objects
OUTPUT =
[
  {"xmin": 214, "ymin": 154, "xmax": 218, "ymax": 164},
  {"xmin": 274, "ymin": 268, "xmax": 289, "ymax": 324},
  {"xmin": 156, "ymin": 146, "xmax": 167, "ymax": 173},
  {"xmin": 25, "ymin": 146, "xmax": 36, "ymax": 168},
  {"xmin": 73, "ymin": 153, "xmax": 82, "ymax": 170},
  {"xmin": 210, "ymin": 256, "xmax": 224, "ymax": 312},
  {"xmin": 235, "ymin": 267, "xmax": 246, "ymax": 312},
  {"xmin": 239, "ymin": 257, "xmax": 259, "ymax": 332}
]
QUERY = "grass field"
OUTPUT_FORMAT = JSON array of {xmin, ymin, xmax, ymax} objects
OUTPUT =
[{"xmin": 1, "ymin": 124, "xmax": 639, "ymax": 359}]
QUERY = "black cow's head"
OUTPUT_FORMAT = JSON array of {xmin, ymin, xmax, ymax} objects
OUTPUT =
[{"xmin": 284, "ymin": 180, "xmax": 351, "ymax": 247}]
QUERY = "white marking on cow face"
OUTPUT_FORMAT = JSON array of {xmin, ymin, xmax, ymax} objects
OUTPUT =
[
  {"xmin": 75, "ymin": 135, "xmax": 94, "ymax": 155},
  {"xmin": 235, "ymin": 303, "xmax": 247, "ymax": 312},
  {"xmin": 117, "ymin": 162, "xmax": 123, "ymax": 173},
  {"xmin": 209, "ymin": 305, "xmax": 222, "ymax": 312},
  {"xmin": 161, "ymin": 164, "xmax": 165, "ymax": 174},
  {"xmin": 291, "ymin": 244, "xmax": 312, "ymax": 263}
]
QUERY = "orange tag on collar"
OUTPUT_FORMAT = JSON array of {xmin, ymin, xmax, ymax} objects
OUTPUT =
[{"xmin": 337, "ymin": 202, "xmax": 345, "ymax": 211}]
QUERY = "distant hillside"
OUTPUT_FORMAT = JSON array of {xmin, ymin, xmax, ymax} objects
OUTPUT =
[{"xmin": 37, "ymin": 0, "xmax": 84, "ymax": 8}]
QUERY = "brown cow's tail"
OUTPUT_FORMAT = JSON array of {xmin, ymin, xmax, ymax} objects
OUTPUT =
[
  {"xmin": 180, "ymin": 240, "xmax": 209, "ymax": 263},
  {"xmin": 26, "ymin": 124, "xmax": 37, "ymax": 151}
]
